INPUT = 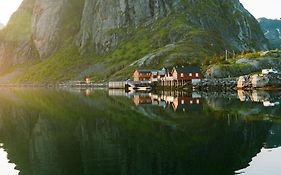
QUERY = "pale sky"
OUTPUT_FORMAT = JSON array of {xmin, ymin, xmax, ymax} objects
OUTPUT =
[
  {"xmin": 0, "ymin": 0, "xmax": 23, "ymax": 25},
  {"xmin": 240, "ymin": 0, "xmax": 280, "ymax": 19},
  {"xmin": 0, "ymin": 0, "xmax": 280, "ymax": 25}
]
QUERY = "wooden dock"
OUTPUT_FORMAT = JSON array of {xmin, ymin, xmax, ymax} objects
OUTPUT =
[
  {"xmin": 108, "ymin": 81, "xmax": 127, "ymax": 89},
  {"xmin": 59, "ymin": 81, "xmax": 107, "ymax": 88}
]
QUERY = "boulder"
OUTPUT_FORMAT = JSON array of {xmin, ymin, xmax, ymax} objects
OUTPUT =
[{"xmin": 237, "ymin": 73, "xmax": 281, "ymax": 89}]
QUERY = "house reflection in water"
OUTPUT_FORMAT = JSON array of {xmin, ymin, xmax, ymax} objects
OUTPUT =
[
  {"xmin": 133, "ymin": 94, "xmax": 153, "ymax": 106},
  {"xmin": 172, "ymin": 96, "xmax": 202, "ymax": 112},
  {"xmin": 133, "ymin": 92, "xmax": 203, "ymax": 112}
]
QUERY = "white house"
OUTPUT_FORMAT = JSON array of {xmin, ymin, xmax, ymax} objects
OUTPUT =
[{"xmin": 262, "ymin": 68, "xmax": 278, "ymax": 75}]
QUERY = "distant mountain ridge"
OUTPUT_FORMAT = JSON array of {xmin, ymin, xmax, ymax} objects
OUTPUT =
[
  {"xmin": 258, "ymin": 18, "xmax": 281, "ymax": 49},
  {"xmin": 0, "ymin": 0, "xmax": 270, "ymax": 82}
]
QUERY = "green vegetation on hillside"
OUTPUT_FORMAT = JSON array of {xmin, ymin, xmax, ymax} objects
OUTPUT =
[
  {"xmin": 15, "ymin": 14, "xmax": 226, "ymax": 82},
  {"xmin": 14, "ymin": 47, "xmax": 95, "ymax": 82}
]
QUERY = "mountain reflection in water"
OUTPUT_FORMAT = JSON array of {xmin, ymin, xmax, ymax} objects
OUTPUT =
[{"xmin": 0, "ymin": 88, "xmax": 280, "ymax": 175}]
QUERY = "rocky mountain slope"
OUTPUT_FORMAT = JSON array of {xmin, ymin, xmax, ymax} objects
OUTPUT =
[
  {"xmin": 259, "ymin": 18, "xmax": 281, "ymax": 49},
  {"xmin": 206, "ymin": 50, "xmax": 281, "ymax": 78},
  {"xmin": 0, "ymin": 0, "xmax": 269, "ymax": 82}
]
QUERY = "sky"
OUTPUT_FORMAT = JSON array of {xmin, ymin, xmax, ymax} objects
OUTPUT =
[
  {"xmin": 0, "ymin": 0, "xmax": 23, "ymax": 25},
  {"xmin": 0, "ymin": 0, "xmax": 280, "ymax": 25},
  {"xmin": 240, "ymin": 0, "xmax": 280, "ymax": 19}
]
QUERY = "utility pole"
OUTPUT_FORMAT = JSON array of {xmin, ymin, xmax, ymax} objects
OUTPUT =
[{"xmin": 225, "ymin": 50, "xmax": 228, "ymax": 61}]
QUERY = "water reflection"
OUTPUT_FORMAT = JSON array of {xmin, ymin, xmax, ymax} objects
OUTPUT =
[
  {"xmin": 0, "ymin": 88, "xmax": 280, "ymax": 175},
  {"xmin": 132, "ymin": 92, "xmax": 203, "ymax": 112},
  {"xmin": 237, "ymin": 90, "xmax": 280, "ymax": 107},
  {"xmin": 108, "ymin": 90, "xmax": 203, "ymax": 112},
  {"xmin": 234, "ymin": 122, "xmax": 281, "ymax": 174}
]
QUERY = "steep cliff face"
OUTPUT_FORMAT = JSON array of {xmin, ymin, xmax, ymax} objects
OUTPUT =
[
  {"xmin": 0, "ymin": 0, "xmax": 37, "ymax": 67},
  {"xmin": 32, "ymin": 0, "xmax": 84, "ymax": 58},
  {"xmin": 32, "ymin": 0, "xmax": 68, "ymax": 58},
  {"xmin": 76, "ymin": 0, "xmax": 182, "ymax": 54},
  {"xmin": 76, "ymin": 0, "xmax": 268, "ymax": 54},
  {"xmin": 0, "ymin": 0, "xmax": 83, "ymax": 69},
  {"xmin": 0, "ymin": 0, "xmax": 270, "ymax": 81},
  {"xmin": 258, "ymin": 18, "xmax": 281, "ymax": 49}
]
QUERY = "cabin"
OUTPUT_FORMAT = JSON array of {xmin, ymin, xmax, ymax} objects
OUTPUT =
[
  {"xmin": 262, "ymin": 68, "xmax": 278, "ymax": 75},
  {"xmin": 157, "ymin": 68, "xmax": 166, "ymax": 81},
  {"xmin": 133, "ymin": 69, "xmax": 153, "ymax": 82},
  {"xmin": 85, "ymin": 77, "xmax": 91, "ymax": 84},
  {"xmin": 150, "ymin": 70, "xmax": 159, "ymax": 82},
  {"xmin": 164, "ymin": 67, "xmax": 174, "ymax": 81},
  {"xmin": 172, "ymin": 66, "xmax": 202, "ymax": 84}
]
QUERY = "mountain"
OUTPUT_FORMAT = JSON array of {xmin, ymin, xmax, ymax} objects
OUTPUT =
[
  {"xmin": 258, "ymin": 18, "xmax": 281, "ymax": 49},
  {"xmin": 0, "ymin": 0, "xmax": 269, "ymax": 82}
]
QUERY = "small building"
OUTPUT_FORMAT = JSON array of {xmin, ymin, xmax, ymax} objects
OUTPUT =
[
  {"xmin": 164, "ymin": 67, "xmax": 174, "ymax": 81},
  {"xmin": 262, "ymin": 68, "xmax": 278, "ymax": 75},
  {"xmin": 157, "ymin": 69, "xmax": 166, "ymax": 81},
  {"xmin": 133, "ymin": 69, "xmax": 153, "ymax": 82},
  {"xmin": 150, "ymin": 70, "xmax": 159, "ymax": 82},
  {"xmin": 172, "ymin": 66, "xmax": 202, "ymax": 84},
  {"xmin": 85, "ymin": 77, "xmax": 91, "ymax": 84}
]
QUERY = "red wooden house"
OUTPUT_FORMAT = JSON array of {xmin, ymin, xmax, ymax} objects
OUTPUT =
[{"xmin": 172, "ymin": 66, "xmax": 202, "ymax": 84}]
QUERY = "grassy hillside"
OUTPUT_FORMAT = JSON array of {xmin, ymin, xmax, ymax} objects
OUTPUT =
[{"xmin": 14, "ymin": 14, "xmax": 227, "ymax": 83}]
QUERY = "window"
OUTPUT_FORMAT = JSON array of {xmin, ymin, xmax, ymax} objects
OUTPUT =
[
  {"xmin": 189, "ymin": 73, "xmax": 192, "ymax": 77},
  {"xmin": 190, "ymin": 100, "xmax": 193, "ymax": 104},
  {"xmin": 181, "ymin": 100, "xmax": 185, "ymax": 104},
  {"xmin": 196, "ymin": 73, "xmax": 199, "ymax": 77},
  {"xmin": 181, "ymin": 73, "xmax": 184, "ymax": 77},
  {"xmin": 196, "ymin": 99, "xmax": 200, "ymax": 104}
]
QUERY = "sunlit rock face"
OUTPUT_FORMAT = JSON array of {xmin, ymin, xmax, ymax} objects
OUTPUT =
[{"xmin": 32, "ymin": 0, "xmax": 68, "ymax": 58}]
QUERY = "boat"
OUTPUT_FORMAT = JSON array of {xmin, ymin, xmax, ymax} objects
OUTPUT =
[{"xmin": 135, "ymin": 86, "xmax": 152, "ymax": 91}]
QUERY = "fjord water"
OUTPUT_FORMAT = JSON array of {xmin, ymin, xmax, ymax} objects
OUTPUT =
[{"xmin": 0, "ymin": 88, "xmax": 281, "ymax": 175}]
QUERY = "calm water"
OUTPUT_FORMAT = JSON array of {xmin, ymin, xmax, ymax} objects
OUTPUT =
[{"xmin": 0, "ymin": 88, "xmax": 281, "ymax": 175}]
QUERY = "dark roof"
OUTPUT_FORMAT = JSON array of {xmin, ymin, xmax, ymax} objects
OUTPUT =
[
  {"xmin": 164, "ymin": 67, "xmax": 174, "ymax": 73},
  {"xmin": 173, "ymin": 66, "xmax": 201, "ymax": 73}
]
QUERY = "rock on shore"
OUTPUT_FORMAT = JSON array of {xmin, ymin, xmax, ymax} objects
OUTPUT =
[{"xmin": 237, "ymin": 73, "xmax": 281, "ymax": 89}]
